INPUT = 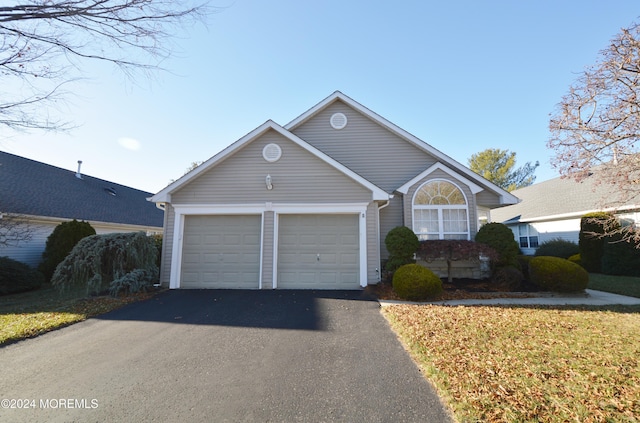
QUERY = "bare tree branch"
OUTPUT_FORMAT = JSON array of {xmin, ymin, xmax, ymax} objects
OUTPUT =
[
  {"xmin": 0, "ymin": 213, "xmax": 34, "ymax": 247},
  {"xmin": 548, "ymin": 20, "xmax": 640, "ymax": 244},
  {"xmin": 0, "ymin": 1, "xmax": 213, "ymax": 133}
]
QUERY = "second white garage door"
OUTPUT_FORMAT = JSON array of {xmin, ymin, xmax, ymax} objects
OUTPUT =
[
  {"xmin": 181, "ymin": 215, "xmax": 261, "ymax": 289},
  {"xmin": 277, "ymin": 214, "xmax": 360, "ymax": 289}
]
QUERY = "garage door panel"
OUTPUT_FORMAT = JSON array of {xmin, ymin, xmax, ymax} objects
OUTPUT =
[
  {"xmin": 277, "ymin": 214, "xmax": 360, "ymax": 289},
  {"xmin": 181, "ymin": 215, "xmax": 261, "ymax": 289}
]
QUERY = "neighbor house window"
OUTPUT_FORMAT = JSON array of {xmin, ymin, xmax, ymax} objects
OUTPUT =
[
  {"xmin": 518, "ymin": 224, "xmax": 539, "ymax": 248},
  {"xmin": 412, "ymin": 180, "xmax": 470, "ymax": 240}
]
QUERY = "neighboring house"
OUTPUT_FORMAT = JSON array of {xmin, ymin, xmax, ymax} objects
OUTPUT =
[
  {"xmin": 0, "ymin": 151, "xmax": 164, "ymax": 267},
  {"xmin": 150, "ymin": 91, "xmax": 518, "ymax": 290},
  {"xmin": 490, "ymin": 174, "xmax": 640, "ymax": 255}
]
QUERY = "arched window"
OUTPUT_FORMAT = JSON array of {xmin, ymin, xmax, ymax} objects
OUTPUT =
[{"xmin": 412, "ymin": 180, "xmax": 470, "ymax": 240}]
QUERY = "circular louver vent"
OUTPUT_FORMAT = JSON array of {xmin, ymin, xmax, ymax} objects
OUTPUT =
[
  {"xmin": 262, "ymin": 143, "xmax": 282, "ymax": 162},
  {"xmin": 330, "ymin": 112, "xmax": 347, "ymax": 130}
]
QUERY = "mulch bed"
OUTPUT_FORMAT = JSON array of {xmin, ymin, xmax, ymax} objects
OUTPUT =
[{"xmin": 365, "ymin": 278, "xmax": 541, "ymax": 301}]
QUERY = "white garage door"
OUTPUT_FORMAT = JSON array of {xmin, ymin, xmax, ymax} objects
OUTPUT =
[
  {"xmin": 181, "ymin": 215, "xmax": 261, "ymax": 289},
  {"xmin": 277, "ymin": 214, "xmax": 360, "ymax": 289}
]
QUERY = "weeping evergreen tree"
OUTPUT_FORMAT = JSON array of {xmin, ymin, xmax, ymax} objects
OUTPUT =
[{"xmin": 51, "ymin": 232, "xmax": 159, "ymax": 297}]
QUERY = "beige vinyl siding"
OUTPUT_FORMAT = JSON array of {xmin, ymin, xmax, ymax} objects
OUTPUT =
[
  {"xmin": 171, "ymin": 129, "xmax": 372, "ymax": 204},
  {"xmin": 290, "ymin": 101, "xmax": 437, "ymax": 192},
  {"xmin": 475, "ymin": 189, "xmax": 505, "ymax": 208},
  {"xmin": 379, "ymin": 195, "xmax": 404, "ymax": 259},
  {"xmin": 159, "ymin": 204, "xmax": 175, "ymax": 287},
  {"xmin": 261, "ymin": 211, "xmax": 274, "ymax": 289},
  {"xmin": 403, "ymin": 170, "xmax": 479, "ymax": 237},
  {"xmin": 366, "ymin": 202, "xmax": 381, "ymax": 282}
]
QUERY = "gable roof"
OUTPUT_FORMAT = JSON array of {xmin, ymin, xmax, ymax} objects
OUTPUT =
[
  {"xmin": 491, "ymin": 174, "xmax": 638, "ymax": 224},
  {"xmin": 286, "ymin": 91, "xmax": 518, "ymax": 205},
  {"xmin": 0, "ymin": 151, "xmax": 163, "ymax": 228},
  {"xmin": 150, "ymin": 120, "xmax": 390, "ymax": 203}
]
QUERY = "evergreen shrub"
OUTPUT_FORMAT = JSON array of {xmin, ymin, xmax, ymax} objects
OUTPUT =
[
  {"xmin": 385, "ymin": 226, "xmax": 419, "ymax": 272},
  {"xmin": 601, "ymin": 232, "xmax": 640, "ymax": 277},
  {"xmin": 51, "ymin": 232, "xmax": 159, "ymax": 297},
  {"xmin": 528, "ymin": 256, "xmax": 589, "ymax": 292},
  {"xmin": 0, "ymin": 257, "xmax": 45, "ymax": 295},
  {"xmin": 579, "ymin": 212, "xmax": 615, "ymax": 273},
  {"xmin": 392, "ymin": 263, "xmax": 443, "ymax": 301},
  {"xmin": 39, "ymin": 219, "xmax": 96, "ymax": 281},
  {"xmin": 568, "ymin": 254, "xmax": 582, "ymax": 266},
  {"xmin": 474, "ymin": 223, "xmax": 520, "ymax": 268},
  {"xmin": 534, "ymin": 238, "xmax": 579, "ymax": 259}
]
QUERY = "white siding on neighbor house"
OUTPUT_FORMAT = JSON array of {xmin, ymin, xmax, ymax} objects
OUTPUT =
[
  {"xmin": 171, "ymin": 129, "xmax": 373, "ymax": 204},
  {"xmin": 0, "ymin": 217, "xmax": 162, "ymax": 268},
  {"xmin": 511, "ymin": 218, "xmax": 581, "ymax": 255},
  {"xmin": 290, "ymin": 101, "xmax": 438, "ymax": 192}
]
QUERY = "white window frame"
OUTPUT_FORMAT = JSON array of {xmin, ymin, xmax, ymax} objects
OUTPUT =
[
  {"xmin": 412, "ymin": 179, "xmax": 470, "ymax": 240},
  {"xmin": 518, "ymin": 224, "xmax": 539, "ymax": 249}
]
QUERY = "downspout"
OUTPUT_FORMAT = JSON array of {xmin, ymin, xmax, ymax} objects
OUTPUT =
[{"xmin": 376, "ymin": 196, "xmax": 393, "ymax": 282}]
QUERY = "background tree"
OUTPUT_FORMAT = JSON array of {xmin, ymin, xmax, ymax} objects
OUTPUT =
[
  {"xmin": 0, "ymin": 214, "xmax": 33, "ymax": 248},
  {"xmin": 0, "ymin": 1, "xmax": 211, "ymax": 132},
  {"xmin": 468, "ymin": 148, "xmax": 539, "ymax": 191},
  {"xmin": 548, "ymin": 19, "xmax": 640, "ymax": 245}
]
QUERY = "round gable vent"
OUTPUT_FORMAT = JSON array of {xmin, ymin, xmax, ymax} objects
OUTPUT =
[
  {"xmin": 330, "ymin": 112, "xmax": 347, "ymax": 130},
  {"xmin": 262, "ymin": 143, "xmax": 282, "ymax": 162}
]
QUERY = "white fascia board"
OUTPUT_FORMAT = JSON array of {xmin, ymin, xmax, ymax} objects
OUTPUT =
[
  {"xmin": 149, "ymin": 120, "xmax": 278, "ymax": 203},
  {"xmin": 518, "ymin": 204, "xmax": 640, "ymax": 224},
  {"xmin": 285, "ymin": 91, "xmax": 518, "ymax": 205},
  {"xmin": 396, "ymin": 162, "xmax": 484, "ymax": 195},
  {"xmin": 172, "ymin": 202, "xmax": 370, "ymax": 215}
]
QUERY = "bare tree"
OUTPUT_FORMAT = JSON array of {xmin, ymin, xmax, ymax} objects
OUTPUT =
[
  {"xmin": 0, "ymin": 1, "xmax": 211, "ymax": 132},
  {"xmin": 0, "ymin": 214, "xmax": 33, "ymax": 247},
  {"xmin": 548, "ymin": 19, "xmax": 640, "ymax": 243}
]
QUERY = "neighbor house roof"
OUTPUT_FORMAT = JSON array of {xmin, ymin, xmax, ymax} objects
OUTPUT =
[
  {"xmin": 491, "ymin": 174, "xmax": 637, "ymax": 224},
  {"xmin": 0, "ymin": 151, "xmax": 164, "ymax": 228}
]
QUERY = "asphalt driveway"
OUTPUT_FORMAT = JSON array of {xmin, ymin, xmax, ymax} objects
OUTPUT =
[{"xmin": 0, "ymin": 290, "xmax": 453, "ymax": 422}]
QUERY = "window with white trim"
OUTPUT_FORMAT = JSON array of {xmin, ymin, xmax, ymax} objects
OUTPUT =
[
  {"xmin": 412, "ymin": 180, "xmax": 470, "ymax": 240},
  {"xmin": 518, "ymin": 224, "xmax": 539, "ymax": 248}
]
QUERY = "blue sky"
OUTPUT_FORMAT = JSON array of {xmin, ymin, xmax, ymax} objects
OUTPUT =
[{"xmin": 2, "ymin": 1, "xmax": 639, "ymax": 193}]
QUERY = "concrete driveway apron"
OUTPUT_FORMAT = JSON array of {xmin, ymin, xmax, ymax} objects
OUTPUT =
[{"xmin": 0, "ymin": 290, "xmax": 453, "ymax": 422}]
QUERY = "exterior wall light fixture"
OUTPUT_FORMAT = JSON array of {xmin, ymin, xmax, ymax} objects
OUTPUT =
[{"xmin": 266, "ymin": 174, "xmax": 273, "ymax": 190}]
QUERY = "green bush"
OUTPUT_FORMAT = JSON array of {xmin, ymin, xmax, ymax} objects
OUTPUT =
[
  {"xmin": 475, "ymin": 223, "xmax": 520, "ymax": 268},
  {"xmin": 568, "ymin": 253, "xmax": 582, "ymax": 266},
  {"xmin": 528, "ymin": 256, "xmax": 589, "ymax": 292},
  {"xmin": 392, "ymin": 263, "xmax": 443, "ymax": 301},
  {"xmin": 579, "ymin": 212, "xmax": 615, "ymax": 273},
  {"xmin": 51, "ymin": 232, "xmax": 159, "ymax": 297},
  {"xmin": 0, "ymin": 257, "xmax": 45, "ymax": 295},
  {"xmin": 385, "ymin": 226, "xmax": 419, "ymax": 272},
  {"xmin": 39, "ymin": 219, "xmax": 96, "ymax": 281},
  {"xmin": 601, "ymin": 232, "xmax": 640, "ymax": 277},
  {"xmin": 534, "ymin": 238, "xmax": 579, "ymax": 259},
  {"xmin": 490, "ymin": 266, "xmax": 523, "ymax": 291}
]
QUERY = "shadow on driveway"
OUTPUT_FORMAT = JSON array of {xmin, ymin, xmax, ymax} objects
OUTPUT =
[{"xmin": 96, "ymin": 289, "xmax": 377, "ymax": 330}]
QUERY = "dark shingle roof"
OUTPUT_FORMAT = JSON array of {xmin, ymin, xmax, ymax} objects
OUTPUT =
[
  {"xmin": 0, "ymin": 151, "xmax": 163, "ymax": 228},
  {"xmin": 491, "ymin": 174, "xmax": 633, "ymax": 224}
]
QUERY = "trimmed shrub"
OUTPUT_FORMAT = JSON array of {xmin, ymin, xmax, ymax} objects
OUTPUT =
[
  {"xmin": 385, "ymin": 226, "xmax": 419, "ymax": 272},
  {"xmin": 475, "ymin": 223, "xmax": 520, "ymax": 268},
  {"xmin": 534, "ymin": 238, "xmax": 579, "ymax": 259},
  {"xmin": 39, "ymin": 220, "xmax": 96, "ymax": 281},
  {"xmin": 579, "ymin": 212, "xmax": 616, "ymax": 273},
  {"xmin": 0, "ymin": 257, "xmax": 45, "ymax": 295},
  {"xmin": 392, "ymin": 263, "xmax": 443, "ymax": 301},
  {"xmin": 601, "ymin": 232, "xmax": 640, "ymax": 277},
  {"xmin": 490, "ymin": 266, "xmax": 524, "ymax": 291},
  {"xmin": 528, "ymin": 256, "xmax": 589, "ymax": 292},
  {"xmin": 568, "ymin": 254, "xmax": 582, "ymax": 266},
  {"xmin": 51, "ymin": 232, "xmax": 159, "ymax": 297}
]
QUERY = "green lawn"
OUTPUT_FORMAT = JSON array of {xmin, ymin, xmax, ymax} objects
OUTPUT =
[
  {"xmin": 0, "ymin": 286, "xmax": 156, "ymax": 345},
  {"xmin": 588, "ymin": 273, "xmax": 640, "ymax": 298}
]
